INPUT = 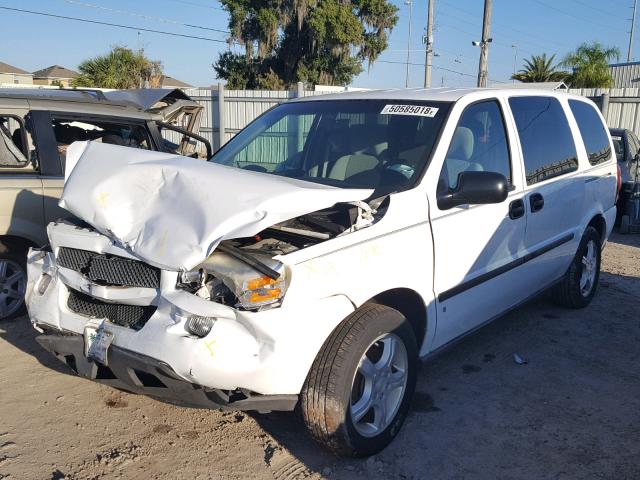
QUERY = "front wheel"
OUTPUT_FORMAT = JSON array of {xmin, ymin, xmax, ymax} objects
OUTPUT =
[
  {"xmin": 0, "ymin": 250, "xmax": 28, "ymax": 320},
  {"xmin": 300, "ymin": 304, "xmax": 418, "ymax": 457},
  {"xmin": 552, "ymin": 226, "xmax": 601, "ymax": 309}
]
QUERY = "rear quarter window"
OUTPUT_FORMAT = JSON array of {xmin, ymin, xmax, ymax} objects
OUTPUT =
[
  {"xmin": 509, "ymin": 96, "xmax": 578, "ymax": 186},
  {"xmin": 568, "ymin": 100, "xmax": 612, "ymax": 166}
]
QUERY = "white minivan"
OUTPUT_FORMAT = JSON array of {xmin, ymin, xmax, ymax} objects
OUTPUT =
[{"xmin": 26, "ymin": 88, "xmax": 618, "ymax": 456}]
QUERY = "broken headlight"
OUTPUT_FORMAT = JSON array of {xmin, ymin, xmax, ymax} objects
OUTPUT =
[{"xmin": 178, "ymin": 251, "xmax": 288, "ymax": 310}]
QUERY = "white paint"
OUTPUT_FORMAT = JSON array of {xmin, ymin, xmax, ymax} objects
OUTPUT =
[
  {"xmin": 60, "ymin": 142, "xmax": 372, "ymax": 271},
  {"xmin": 27, "ymin": 88, "xmax": 618, "ymax": 399}
]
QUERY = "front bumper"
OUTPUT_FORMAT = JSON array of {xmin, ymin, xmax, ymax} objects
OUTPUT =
[
  {"xmin": 26, "ymin": 223, "xmax": 356, "ymax": 400},
  {"xmin": 36, "ymin": 332, "xmax": 298, "ymax": 411}
]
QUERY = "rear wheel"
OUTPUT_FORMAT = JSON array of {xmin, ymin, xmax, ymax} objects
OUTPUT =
[
  {"xmin": 300, "ymin": 304, "xmax": 418, "ymax": 457},
  {"xmin": 552, "ymin": 226, "xmax": 601, "ymax": 309}
]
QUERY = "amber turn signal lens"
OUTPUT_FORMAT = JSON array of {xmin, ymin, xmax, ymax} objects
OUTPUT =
[{"xmin": 246, "ymin": 276, "xmax": 277, "ymax": 290}]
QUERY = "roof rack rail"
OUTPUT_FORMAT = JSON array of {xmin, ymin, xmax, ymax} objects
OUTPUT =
[{"xmin": 55, "ymin": 87, "xmax": 108, "ymax": 101}]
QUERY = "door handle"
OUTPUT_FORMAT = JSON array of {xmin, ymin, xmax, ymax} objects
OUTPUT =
[
  {"xmin": 508, "ymin": 199, "xmax": 525, "ymax": 219},
  {"xmin": 529, "ymin": 193, "xmax": 545, "ymax": 213}
]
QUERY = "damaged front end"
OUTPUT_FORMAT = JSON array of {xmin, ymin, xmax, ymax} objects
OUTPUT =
[
  {"xmin": 27, "ymin": 142, "xmax": 381, "ymax": 411},
  {"xmin": 176, "ymin": 199, "xmax": 378, "ymax": 315}
]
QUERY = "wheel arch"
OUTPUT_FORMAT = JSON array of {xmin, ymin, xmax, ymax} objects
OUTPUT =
[
  {"xmin": 367, "ymin": 288, "xmax": 428, "ymax": 351},
  {"xmin": 0, "ymin": 234, "xmax": 38, "ymax": 254},
  {"xmin": 587, "ymin": 213, "xmax": 606, "ymax": 244}
]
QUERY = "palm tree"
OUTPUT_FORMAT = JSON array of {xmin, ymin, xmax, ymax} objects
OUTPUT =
[
  {"xmin": 511, "ymin": 54, "xmax": 568, "ymax": 83},
  {"xmin": 73, "ymin": 46, "xmax": 163, "ymax": 89},
  {"xmin": 561, "ymin": 42, "xmax": 620, "ymax": 88}
]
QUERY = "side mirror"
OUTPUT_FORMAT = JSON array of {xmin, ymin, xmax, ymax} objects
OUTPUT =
[{"xmin": 438, "ymin": 171, "xmax": 509, "ymax": 210}]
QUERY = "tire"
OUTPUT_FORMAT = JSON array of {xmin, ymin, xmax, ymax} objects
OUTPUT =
[
  {"xmin": 0, "ymin": 245, "xmax": 28, "ymax": 321},
  {"xmin": 551, "ymin": 226, "xmax": 601, "ymax": 309},
  {"xmin": 300, "ymin": 303, "xmax": 418, "ymax": 457},
  {"xmin": 620, "ymin": 215, "xmax": 630, "ymax": 234}
]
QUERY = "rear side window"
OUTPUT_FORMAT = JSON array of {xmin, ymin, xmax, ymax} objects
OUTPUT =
[
  {"xmin": 50, "ymin": 115, "xmax": 152, "ymax": 171},
  {"xmin": 509, "ymin": 96, "xmax": 578, "ymax": 185},
  {"xmin": 568, "ymin": 100, "xmax": 611, "ymax": 166}
]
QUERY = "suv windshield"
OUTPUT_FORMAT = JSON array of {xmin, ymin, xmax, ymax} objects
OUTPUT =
[{"xmin": 210, "ymin": 100, "xmax": 451, "ymax": 192}]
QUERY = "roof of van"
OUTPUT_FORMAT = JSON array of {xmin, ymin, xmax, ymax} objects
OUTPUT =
[{"xmin": 292, "ymin": 87, "xmax": 582, "ymax": 103}]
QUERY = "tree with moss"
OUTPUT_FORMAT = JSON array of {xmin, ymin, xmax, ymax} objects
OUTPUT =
[
  {"xmin": 73, "ymin": 46, "xmax": 163, "ymax": 89},
  {"xmin": 511, "ymin": 54, "xmax": 568, "ymax": 83},
  {"xmin": 561, "ymin": 42, "xmax": 620, "ymax": 88},
  {"xmin": 213, "ymin": 0, "xmax": 399, "ymax": 89}
]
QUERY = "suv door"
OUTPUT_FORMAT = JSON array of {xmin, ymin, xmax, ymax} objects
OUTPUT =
[
  {"xmin": 429, "ymin": 98, "xmax": 528, "ymax": 348},
  {"xmin": 0, "ymin": 105, "xmax": 46, "ymax": 246},
  {"xmin": 508, "ymin": 96, "xmax": 584, "ymax": 285}
]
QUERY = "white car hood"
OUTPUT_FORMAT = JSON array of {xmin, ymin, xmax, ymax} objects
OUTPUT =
[{"xmin": 60, "ymin": 142, "xmax": 372, "ymax": 271}]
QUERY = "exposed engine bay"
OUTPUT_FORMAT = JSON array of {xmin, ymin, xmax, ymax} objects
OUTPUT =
[{"xmin": 176, "ymin": 198, "xmax": 388, "ymax": 311}]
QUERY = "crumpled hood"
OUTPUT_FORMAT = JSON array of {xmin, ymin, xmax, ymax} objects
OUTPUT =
[{"xmin": 60, "ymin": 142, "xmax": 373, "ymax": 271}]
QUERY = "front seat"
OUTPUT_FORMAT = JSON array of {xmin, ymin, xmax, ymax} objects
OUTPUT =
[
  {"xmin": 443, "ymin": 126, "xmax": 483, "ymax": 188},
  {"xmin": 328, "ymin": 127, "xmax": 379, "ymax": 182}
]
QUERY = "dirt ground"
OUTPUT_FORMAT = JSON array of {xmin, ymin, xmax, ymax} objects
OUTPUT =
[{"xmin": 1, "ymin": 233, "xmax": 639, "ymax": 480}]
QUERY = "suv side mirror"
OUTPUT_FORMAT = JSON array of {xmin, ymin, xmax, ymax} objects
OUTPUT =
[{"xmin": 438, "ymin": 171, "xmax": 509, "ymax": 210}]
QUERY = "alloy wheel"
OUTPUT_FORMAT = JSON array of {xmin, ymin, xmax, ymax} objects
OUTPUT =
[{"xmin": 350, "ymin": 333, "xmax": 408, "ymax": 437}]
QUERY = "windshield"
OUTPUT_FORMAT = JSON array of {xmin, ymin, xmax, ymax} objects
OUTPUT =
[{"xmin": 210, "ymin": 99, "xmax": 451, "ymax": 192}]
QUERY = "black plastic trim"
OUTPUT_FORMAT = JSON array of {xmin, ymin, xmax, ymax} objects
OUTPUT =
[
  {"xmin": 438, "ymin": 232, "xmax": 575, "ymax": 302},
  {"xmin": 35, "ymin": 333, "xmax": 298, "ymax": 411}
]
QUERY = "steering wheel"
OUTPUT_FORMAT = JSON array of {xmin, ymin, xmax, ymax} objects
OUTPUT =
[{"xmin": 242, "ymin": 164, "xmax": 267, "ymax": 173}]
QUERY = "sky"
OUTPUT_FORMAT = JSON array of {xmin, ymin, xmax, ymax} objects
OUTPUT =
[{"xmin": 0, "ymin": 0, "xmax": 635, "ymax": 89}]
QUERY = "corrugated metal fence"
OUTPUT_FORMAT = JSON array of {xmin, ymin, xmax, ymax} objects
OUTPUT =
[
  {"xmin": 187, "ymin": 86, "xmax": 640, "ymax": 154},
  {"xmin": 569, "ymin": 88, "xmax": 640, "ymax": 137},
  {"xmin": 182, "ymin": 84, "xmax": 345, "ymax": 152}
]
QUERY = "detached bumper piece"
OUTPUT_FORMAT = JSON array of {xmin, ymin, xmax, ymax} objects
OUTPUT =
[{"xmin": 35, "ymin": 333, "xmax": 298, "ymax": 412}]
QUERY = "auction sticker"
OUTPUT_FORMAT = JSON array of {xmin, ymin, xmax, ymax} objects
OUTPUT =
[{"xmin": 381, "ymin": 104, "xmax": 439, "ymax": 117}]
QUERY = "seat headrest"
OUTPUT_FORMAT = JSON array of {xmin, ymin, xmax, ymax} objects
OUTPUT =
[{"xmin": 449, "ymin": 127, "xmax": 474, "ymax": 161}]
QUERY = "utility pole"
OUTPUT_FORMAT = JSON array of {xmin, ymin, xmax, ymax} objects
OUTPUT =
[
  {"xmin": 511, "ymin": 44, "xmax": 518, "ymax": 83},
  {"xmin": 423, "ymin": 0, "xmax": 435, "ymax": 88},
  {"xmin": 476, "ymin": 0, "xmax": 493, "ymax": 87},
  {"xmin": 405, "ymin": 0, "xmax": 413, "ymax": 88},
  {"xmin": 628, "ymin": 0, "xmax": 637, "ymax": 62}
]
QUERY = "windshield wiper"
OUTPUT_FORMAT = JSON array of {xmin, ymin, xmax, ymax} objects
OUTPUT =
[{"xmin": 216, "ymin": 242, "xmax": 280, "ymax": 280}]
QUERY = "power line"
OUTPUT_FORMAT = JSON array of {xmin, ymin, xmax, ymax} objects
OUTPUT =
[
  {"xmin": 531, "ymin": 0, "xmax": 620, "ymax": 30},
  {"xmin": 63, "ymin": 0, "xmax": 231, "ymax": 34},
  {"xmin": 376, "ymin": 59, "xmax": 508, "ymax": 83},
  {"xmin": 437, "ymin": 0, "xmax": 564, "ymax": 54},
  {"xmin": 164, "ymin": 0, "xmax": 226, "ymax": 11},
  {"xmin": 0, "ymin": 6, "xmax": 230, "ymax": 43},
  {"xmin": 567, "ymin": 0, "xmax": 623, "ymax": 19}
]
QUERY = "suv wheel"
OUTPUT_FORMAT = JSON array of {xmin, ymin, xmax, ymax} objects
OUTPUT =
[
  {"xmin": 552, "ymin": 226, "xmax": 601, "ymax": 309},
  {"xmin": 0, "ymin": 250, "xmax": 27, "ymax": 320},
  {"xmin": 301, "ymin": 304, "xmax": 418, "ymax": 457}
]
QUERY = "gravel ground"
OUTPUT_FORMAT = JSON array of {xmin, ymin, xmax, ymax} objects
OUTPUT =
[{"xmin": 1, "ymin": 233, "xmax": 639, "ymax": 480}]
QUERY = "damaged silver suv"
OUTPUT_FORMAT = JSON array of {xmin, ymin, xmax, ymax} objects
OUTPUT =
[{"xmin": 27, "ymin": 88, "xmax": 617, "ymax": 456}]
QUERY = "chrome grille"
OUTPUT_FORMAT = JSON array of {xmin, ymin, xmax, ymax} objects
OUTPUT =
[
  {"xmin": 67, "ymin": 289, "xmax": 155, "ymax": 330},
  {"xmin": 57, "ymin": 247, "xmax": 160, "ymax": 289}
]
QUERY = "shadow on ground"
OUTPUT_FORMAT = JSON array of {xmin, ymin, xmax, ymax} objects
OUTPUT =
[
  {"xmin": 2, "ymin": 235, "xmax": 639, "ymax": 480},
  {"xmin": 0, "ymin": 317, "xmax": 70, "ymax": 375},
  {"xmin": 250, "ymin": 270, "xmax": 640, "ymax": 479}
]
